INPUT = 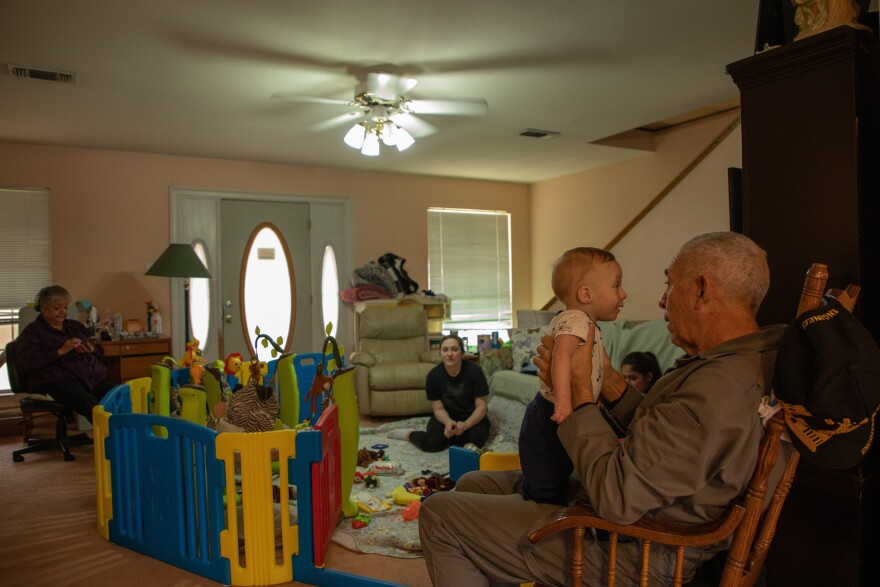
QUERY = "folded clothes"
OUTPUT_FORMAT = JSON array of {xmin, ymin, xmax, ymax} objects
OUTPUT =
[{"xmin": 341, "ymin": 284, "xmax": 390, "ymax": 303}]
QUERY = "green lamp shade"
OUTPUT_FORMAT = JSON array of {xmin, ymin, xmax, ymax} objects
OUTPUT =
[{"xmin": 145, "ymin": 244, "xmax": 211, "ymax": 278}]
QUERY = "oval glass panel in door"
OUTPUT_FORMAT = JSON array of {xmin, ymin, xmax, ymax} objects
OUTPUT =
[
  {"xmin": 241, "ymin": 223, "xmax": 295, "ymax": 356},
  {"xmin": 189, "ymin": 241, "xmax": 211, "ymax": 346},
  {"xmin": 321, "ymin": 244, "xmax": 339, "ymax": 337}
]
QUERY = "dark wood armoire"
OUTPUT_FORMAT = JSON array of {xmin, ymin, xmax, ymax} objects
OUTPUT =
[{"xmin": 727, "ymin": 26, "xmax": 880, "ymax": 586}]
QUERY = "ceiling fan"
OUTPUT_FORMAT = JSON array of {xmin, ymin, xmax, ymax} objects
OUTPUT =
[{"xmin": 272, "ymin": 72, "xmax": 488, "ymax": 155}]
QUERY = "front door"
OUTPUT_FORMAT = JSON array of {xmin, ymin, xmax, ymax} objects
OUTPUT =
[{"xmin": 219, "ymin": 200, "xmax": 311, "ymax": 359}]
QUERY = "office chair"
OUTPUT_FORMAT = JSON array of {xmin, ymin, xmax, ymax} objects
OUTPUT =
[{"xmin": 6, "ymin": 341, "xmax": 92, "ymax": 462}]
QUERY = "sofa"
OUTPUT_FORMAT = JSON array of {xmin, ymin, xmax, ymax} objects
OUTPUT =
[
  {"xmin": 483, "ymin": 318, "xmax": 684, "ymax": 408},
  {"xmin": 350, "ymin": 305, "xmax": 440, "ymax": 416}
]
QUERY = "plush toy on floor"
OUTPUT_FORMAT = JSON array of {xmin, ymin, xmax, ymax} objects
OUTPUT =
[{"xmin": 357, "ymin": 447, "xmax": 385, "ymax": 468}]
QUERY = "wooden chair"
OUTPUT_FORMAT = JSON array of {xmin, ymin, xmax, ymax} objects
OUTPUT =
[{"xmin": 527, "ymin": 263, "xmax": 857, "ymax": 587}]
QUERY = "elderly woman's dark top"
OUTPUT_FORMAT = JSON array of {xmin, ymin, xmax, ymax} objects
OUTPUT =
[{"xmin": 15, "ymin": 315, "xmax": 108, "ymax": 392}]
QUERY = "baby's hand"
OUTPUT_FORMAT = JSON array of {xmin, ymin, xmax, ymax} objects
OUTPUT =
[{"xmin": 551, "ymin": 401, "xmax": 573, "ymax": 424}]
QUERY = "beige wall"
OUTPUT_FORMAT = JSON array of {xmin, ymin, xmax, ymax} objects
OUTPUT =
[
  {"xmin": 530, "ymin": 111, "xmax": 742, "ymax": 320},
  {"xmin": 0, "ymin": 143, "xmax": 530, "ymax": 334},
  {"xmin": 0, "ymin": 111, "xmax": 741, "ymax": 340}
]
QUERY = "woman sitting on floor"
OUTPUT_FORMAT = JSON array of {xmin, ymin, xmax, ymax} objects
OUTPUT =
[{"xmin": 389, "ymin": 334, "xmax": 490, "ymax": 452}]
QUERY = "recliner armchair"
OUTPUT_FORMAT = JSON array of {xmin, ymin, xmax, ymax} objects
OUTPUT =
[{"xmin": 350, "ymin": 305, "xmax": 440, "ymax": 416}]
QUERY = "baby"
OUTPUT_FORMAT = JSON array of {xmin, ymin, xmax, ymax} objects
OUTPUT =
[{"xmin": 519, "ymin": 247, "xmax": 626, "ymax": 504}]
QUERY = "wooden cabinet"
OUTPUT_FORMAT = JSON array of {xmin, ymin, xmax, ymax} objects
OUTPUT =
[
  {"xmin": 100, "ymin": 337, "xmax": 172, "ymax": 383},
  {"xmin": 727, "ymin": 27, "xmax": 880, "ymax": 587}
]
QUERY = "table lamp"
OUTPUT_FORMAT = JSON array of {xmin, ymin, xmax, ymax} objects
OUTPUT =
[{"xmin": 145, "ymin": 244, "xmax": 211, "ymax": 343}]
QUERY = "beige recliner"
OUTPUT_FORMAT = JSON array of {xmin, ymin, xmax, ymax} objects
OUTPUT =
[{"xmin": 350, "ymin": 305, "xmax": 440, "ymax": 416}]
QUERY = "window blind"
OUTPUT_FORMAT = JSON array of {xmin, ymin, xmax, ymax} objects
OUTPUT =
[
  {"xmin": 428, "ymin": 208, "xmax": 512, "ymax": 329},
  {"xmin": 0, "ymin": 189, "xmax": 51, "ymax": 309}
]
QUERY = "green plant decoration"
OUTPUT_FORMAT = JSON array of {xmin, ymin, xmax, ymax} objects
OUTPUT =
[{"xmin": 253, "ymin": 326, "xmax": 285, "ymax": 358}]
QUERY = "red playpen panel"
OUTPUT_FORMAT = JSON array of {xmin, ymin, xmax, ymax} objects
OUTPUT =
[{"xmin": 312, "ymin": 404, "xmax": 342, "ymax": 566}]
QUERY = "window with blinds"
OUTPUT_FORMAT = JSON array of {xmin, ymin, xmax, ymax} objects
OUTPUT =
[
  {"xmin": 0, "ymin": 189, "xmax": 50, "ymax": 310},
  {"xmin": 427, "ymin": 208, "xmax": 512, "ymax": 330},
  {"xmin": 0, "ymin": 188, "xmax": 50, "ymax": 393}
]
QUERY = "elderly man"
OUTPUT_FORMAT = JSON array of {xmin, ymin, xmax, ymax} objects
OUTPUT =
[{"xmin": 419, "ymin": 232, "xmax": 786, "ymax": 586}]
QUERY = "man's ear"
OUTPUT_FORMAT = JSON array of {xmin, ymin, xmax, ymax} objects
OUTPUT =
[
  {"xmin": 576, "ymin": 285, "xmax": 591, "ymax": 304},
  {"xmin": 694, "ymin": 275, "xmax": 710, "ymax": 308}
]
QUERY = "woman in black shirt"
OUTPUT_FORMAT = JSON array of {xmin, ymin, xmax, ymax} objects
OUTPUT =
[{"xmin": 388, "ymin": 334, "xmax": 490, "ymax": 452}]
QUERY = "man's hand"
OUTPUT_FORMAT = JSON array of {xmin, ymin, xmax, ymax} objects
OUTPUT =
[
  {"xmin": 534, "ymin": 334, "xmax": 554, "ymax": 389},
  {"xmin": 600, "ymin": 351, "xmax": 629, "ymax": 403},
  {"xmin": 533, "ymin": 322, "xmax": 597, "ymax": 407}
]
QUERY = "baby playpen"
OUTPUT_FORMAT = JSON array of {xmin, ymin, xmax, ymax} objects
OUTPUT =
[{"xmin": 92, "ymin": 348, "xmax": 398, "ymax": 587}]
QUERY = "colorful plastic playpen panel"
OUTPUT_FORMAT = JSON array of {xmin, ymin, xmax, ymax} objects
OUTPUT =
[{"xmin": 93, "ymin": 347, "xmax": 394, "ymax": 587}]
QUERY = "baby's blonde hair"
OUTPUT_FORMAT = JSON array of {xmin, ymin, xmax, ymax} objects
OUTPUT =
[{"xmin": 551, "ymin": 247, "xmax": 616, "ymax": 306}]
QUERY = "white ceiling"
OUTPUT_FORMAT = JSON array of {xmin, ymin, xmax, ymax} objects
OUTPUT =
[{"xmin": 1, "ymin": 1, "xmax": 759, "ymax": 183}]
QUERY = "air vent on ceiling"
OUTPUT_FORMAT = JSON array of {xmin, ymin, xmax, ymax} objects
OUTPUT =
[
  {"xmin": 8, "ymin": 64, "xmax": 77, "ymax": 84},
  {"xmin": 519, "ymin": 128, "xmax": 560, "ymax": 139}
]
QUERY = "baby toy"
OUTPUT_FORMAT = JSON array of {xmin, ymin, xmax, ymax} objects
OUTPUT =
[
  {"xmin": 390, "ymin": 485, "xmax": 422, "ymax": 506},
  {"xmin": 224, "ymin": 361, "xmax": 280, "ymax": 432},
  {"xmin": 363, "ymin": 470, "xmax": 378, "ymax": 489},
  {"xmin": 401, "ymin": 500, "xmax": 421, "ymax": 522},
  {"xmin": 224, "ymin": 352, "xmax": 243, "ymax": 377},
  {"xmin": 237, "ymin": 358, "xmax": 267, "ymax": 388},
  {"xmin": 180, "ymin": 338, "xmax": 201, "ymax": 367},
  {"xmin": 305, "ymin": 362, "xmax": 334, "ymax": 415},
  {"xmin": 356, "ymin": 447, "xmax": 385, "ymax": 468},
  {"xmin": 404, "ymin": 472, "xmax": 455, "ymax": 496},
  {"xmin": 189, "ymin": 353, "xmax": 206, "ymax": 386},
  {"xmin": 351, "ymin": 513, "xmax": 372, "ymax": 529},
  {"xmin": 372, "ymin": 461, "xmax": 402, "ymax": 476}
]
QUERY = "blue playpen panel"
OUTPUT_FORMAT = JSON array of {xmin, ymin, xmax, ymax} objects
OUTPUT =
[
  {"xmin": 170, "ymin": 367, "xmax": 191, "ymax": 388},
  {"xmin": 106, "ymin": 413, "xmax": 230, "ymax": 584},
  {"xmin": 99, "ymin": 383, "xmax": 133, "ymax": 415},
  {"xmin": 294, "ymin": 351, "xmax": 345, "ymax": 425}
]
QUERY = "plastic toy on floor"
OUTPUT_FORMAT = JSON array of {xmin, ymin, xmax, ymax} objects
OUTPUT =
[
  {"xmin": 351, "ymin": 513, "xmax": 372, "ymax": 529},
  {"xmin": 401, "ymin": 500, "xmax": 421, "ymax": 522}
]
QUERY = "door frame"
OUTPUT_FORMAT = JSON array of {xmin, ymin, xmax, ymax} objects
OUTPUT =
[{"xmin": 169, "ymin": 187, "xmax": 353, "ymax": 360}]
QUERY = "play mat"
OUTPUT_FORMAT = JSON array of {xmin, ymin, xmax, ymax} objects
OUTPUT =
[{"xmin": 331, "ymin": 395, "xmax": 524, "ymax": 558}]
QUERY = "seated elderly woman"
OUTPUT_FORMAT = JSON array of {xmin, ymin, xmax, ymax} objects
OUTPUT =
[{"xmin": 14, "ymin": 285, "xmax": 116, "ymax": 421}]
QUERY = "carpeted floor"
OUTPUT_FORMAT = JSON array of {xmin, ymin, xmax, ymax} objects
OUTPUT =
[{"xmin": 0, "ymin": 416, "xmax": 432, "ymax": 587}]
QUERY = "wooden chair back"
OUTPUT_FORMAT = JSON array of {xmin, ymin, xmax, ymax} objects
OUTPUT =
[{"xmin": 528, "ymin": 263, "xmax": 854, "ymax": 587}]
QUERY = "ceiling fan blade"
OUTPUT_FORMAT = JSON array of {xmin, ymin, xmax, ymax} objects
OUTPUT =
[
  {"xmin": 363, "ymin": 72, "xmax": 418, "ymax": 100},
  {"xmin": 308, "ymin": 111, "xmax": 365, "ymax": 132},
  {"xmin": 271, "ymin": 92, "xmax": 354, "ymax": 107},
  {"xmin": 407, "ymin": 99, "xmax": 488, "ymax": 116},
  {"xmin": 389, "ymin": 113, "xmax": 438, "ymax": 138}
]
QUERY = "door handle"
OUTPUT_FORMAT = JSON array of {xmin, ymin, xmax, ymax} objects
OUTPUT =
[{"xmin": 225, "ymin": 314, "xmax": 233, "ymax": 323}]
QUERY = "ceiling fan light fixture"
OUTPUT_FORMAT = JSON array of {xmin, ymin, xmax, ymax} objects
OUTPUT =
[
  {"xmin": 380, "ymin": 121, "xmax": 397, "ymax": 146},
  {"xmin": 395, "ymin": 127, "xmax": 415, "ymax": 151},
  {"xmin": 361, "ymin": 131, "xmax": 380, "ymax": 156},
  {"xmin": 343, "ymin": 123, "xmax": 366, "ymax": 149}
]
